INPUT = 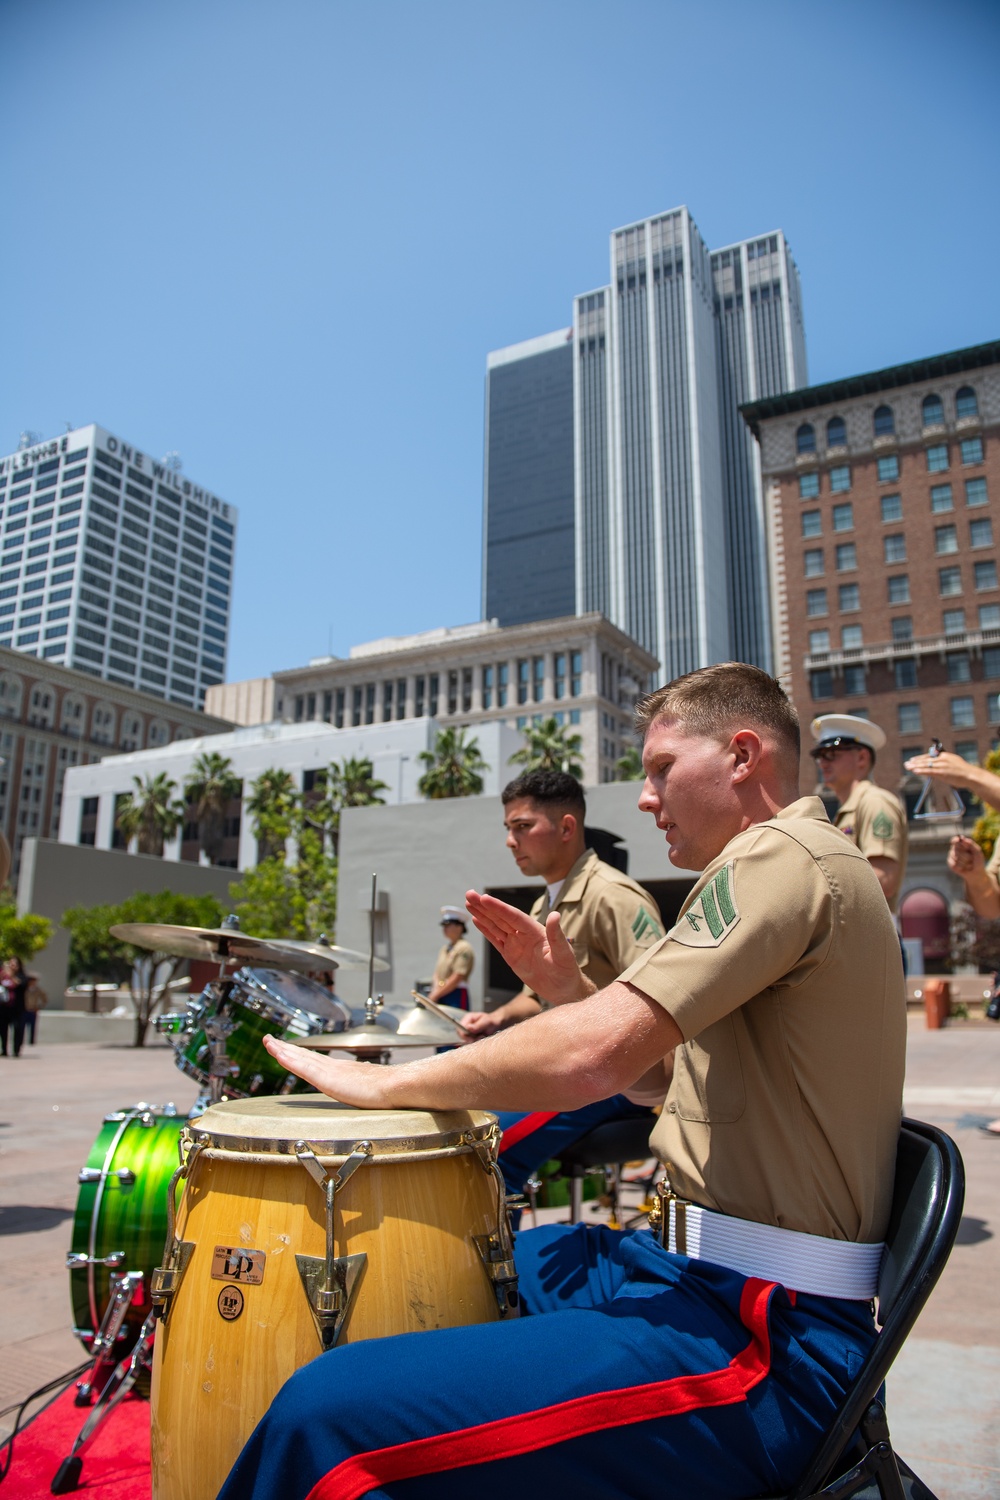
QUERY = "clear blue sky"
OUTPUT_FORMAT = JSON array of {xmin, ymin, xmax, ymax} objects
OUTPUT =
[{"xmin": 3, "ymin": 0, "xmax": 998, "ymax": 681}]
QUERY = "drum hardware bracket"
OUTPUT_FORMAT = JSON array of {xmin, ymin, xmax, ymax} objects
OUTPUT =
[
  {"xmin": 72, "ymin": 1270, "xmax": 145, "ymax": 1404},
  {"xmin": 77, "ymin": 1166, "xmax": 136, "ymax": 1186},
  {"xmin": 294, "ymin": 1139, "xmax": 372, "ymax": 1349},
  {"xmin": 66, "ymin": 1249, "xmax": 127, "ymax": 1270},
  {"xmin": 151, "ymin": 1139, "xmax": 204, "ymax": 1322},
  {"xmin": 466, "ymin": 1129, "xmax": 520, "ymax": 1316},
  {"xmin": 53, "ymin": 1313, "xmax": 156, "ymax": 1496}
]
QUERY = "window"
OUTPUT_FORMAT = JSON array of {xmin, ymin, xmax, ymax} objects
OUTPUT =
[
  {"xmin": 798, "ymin": 472, "xmax": 820, "ymax": 499},
  {"xmin": 950, "ymin": 696, "xmax": 975, "ymax": 728},
  {"xmin": 894, "ymin": 659, "xmax": 918, "ymax": 689},
  {"xmin": 843, "ymin": 665, "xmax": 866, "ymax": 696},
  {"xmin": 804, "ymin": 548, "xmax": 824, "ymax": 577},
  {"xmin": 808, "ymin": 629, "xmax": 830, "ymax": 653},
  {"xmin": 829, "ymin": 465, "xmax": 851, "ymax": 493},
  {"xmin": 961, "ymin": 436, "xmax": 984, "ymax": 465},
  {"xmin": 984, "ymin": 648, "xmax": 1000, "ymax": 678},
  {"xmin": 956, "ymin": 386, "xmax": 978, "ymax": 420},
  {"xmin": 841, "ymin": 624, "xmax": 863, "ymax": 649},
  {"xmin": 891, "ymin": 616, "xmax": 912, "ymax": 642},
  {"xmin": 516, "ymin": 658, "xmax": 529, "ymax": 705},
  {"xmin": 947, "ymin": 652, "xmax": 972, "ymax": 683},
  {"xmin": 989, "ymin": 695, "xmax": 1000, "ymax": 726},
  {"xmin": 956, "ymin": 741, "xmax": 979, "ymax": 763},
  {"xmin": 570, "ymin": 651, "xmax": 582, "ymax": 697},
  {"xmin": 873, "ymin": 404, "xmax": 895, "ymax": 437},
  {"xmin": 966, "ymin": 477, "xmax": 988, "ymax": 507},
  {"xmin": 553, "ymin": 652, "xmax": 566, "ymax": 699},
  {"xmin": 532, "ymin": 655, "xmax": 544, "ymax": 703},
  {"xmin": 880, "ymin": 494, "xmax": 902, "ymax": 522},
  {"xmin": 832, "ymin": 502, "xmax": 854, "ymax": 531},
  {"xmin": 971, "ymin": 519, "xmax": 994, "ymax": 549},
  {"xmin": 929, "ymin": 483, "xmax": 953, "ymax": 514},
  {"xmin": 888, "ymin": 575, "xmax": 911, "ymax": 604},
  {"xmin": 926, "ymin": 444, "xmax": 949, "ymax": 473},
  {"xmin": 975, "ymin": 560, "xmax": 998, "ymax": 591},
  {"xmin": 835, "ymin": 543, "xmax": 857, "ymax": 571},
  {"xmin": 838, "ymin": 583, "xmax": 860, "ymax": 611},
  {"xmin": 943, "ymin": 608, "xmax": 966, "ymax": 635},
  {"xmin": 877, "ymin": 455, "xmax": 899, "ymax": 483},
  {"xmin": 922, "ymin": 394, "xmax": 944, "ymax": 427},
  {"xmin": 898, "ymin": 702, "xmax": 922, "ymax": 734},
  {"xmin": 826, "ymin": 416, "xmax": 846, "ymax": 448},
  {"xmin": 801, "ymin": 510, "xmax": 821, "ymax": 538},
  {"xmin": 883, "ymin": 534, "xmax": 906, "ymax": 564},
  {"xmin": 980, "ymin": 604, "xmax": 1000, "ymax": 630},
  {"xmin": 796, "ymin": 423, "xmax": 816, "ymax": 454},
  {"xmin": 481, "ymin": 665, "xmax": 493, "ymax": 710},
  {"xmin": 810, "ymin": 669, "xmax": 834, "ymax": 700},
  {"xmin": 935, "ymin": 524, "xmax": 958, "ymax": 555},
  {"xmin": 806, "ymin": 588, "xmax": 828, "ymax": 617}
]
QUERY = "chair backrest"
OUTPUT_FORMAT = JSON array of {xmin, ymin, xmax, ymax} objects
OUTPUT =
[{"xmin": 788, "ymin": 1117, "xmax": 965, "ymax": 1499}]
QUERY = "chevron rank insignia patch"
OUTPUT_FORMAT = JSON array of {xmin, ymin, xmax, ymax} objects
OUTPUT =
[
  {"xmin": 872, "ymin": 811, "xmax": 893, "ymax": 839},
  {"xmin": 631, "ymin": 906, "xmax": 663, "ymax": 943},
  {"xmin": 670, "ymin": 862, "xmax": 740, "ymax": 948}
]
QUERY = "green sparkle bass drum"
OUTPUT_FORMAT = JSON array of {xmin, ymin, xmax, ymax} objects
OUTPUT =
[{"xmin": 67, "ymin": 1103, "xmax": 185, "ymax": 1383}]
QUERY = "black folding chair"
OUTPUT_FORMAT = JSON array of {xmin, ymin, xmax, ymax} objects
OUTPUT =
[
  {"xmin": 557, "ymin": 1117, "xmax": 657, "ymax": 1226},
  {"xmin": 779, "ymin": 1117, "xmax": 965, "ymax": 1500}
]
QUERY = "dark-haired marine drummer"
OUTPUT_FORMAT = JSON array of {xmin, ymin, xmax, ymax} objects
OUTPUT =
[{"xmin": 221, "ymin": 664, "xmax": 904, "ymax": 1500}]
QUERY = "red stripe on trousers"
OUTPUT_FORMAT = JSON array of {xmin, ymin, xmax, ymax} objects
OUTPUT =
[
  {"xmin": 305, "ymin": 1277, "xmax": 778, "ymax": 1500},
  {"xmin": 498, "ymin": 1111, "xmax": 561, "ymax": 1150}
]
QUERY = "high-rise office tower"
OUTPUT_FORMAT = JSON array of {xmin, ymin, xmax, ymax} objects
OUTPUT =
[
  {"xmin": 0, "ymin": 424, "xmax": 236, "ymax": 709},
  {"xmin": 482, "ymin": 330, "xmax": 575, "ymax": 627},
  {"xmin": 484, "ymin": 207, "xmax": 808, "ymax": 676}
]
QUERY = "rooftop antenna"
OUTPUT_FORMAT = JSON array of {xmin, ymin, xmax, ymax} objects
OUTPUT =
[{"xmin": 17, "ymin": 431, "xmax": 41, "ymax": 450}]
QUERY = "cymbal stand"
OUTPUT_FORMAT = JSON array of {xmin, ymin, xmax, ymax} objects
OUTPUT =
[
  {"xmin": 205, "ymin": 913, "xmax": 242, "ymax": 1103},
  {"xmin": 364, "ymin": 872, "xmax": 384, "ymax": 1029},
  {"xmin": 51, "ymin": 1314, "xmax": 155, "ymax": 1495}
]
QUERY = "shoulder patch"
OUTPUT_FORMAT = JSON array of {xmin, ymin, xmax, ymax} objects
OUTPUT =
[
  {"xmin": 670, "ymin": 862, "xmax": 740, "ymax": 949},
  {"xmin": 631, "ymin": 906, "xmax": 663, "ymax": 943},
  {"xmin": 872, "ymin": 810, "xmax": 894, "ymax": 839}
]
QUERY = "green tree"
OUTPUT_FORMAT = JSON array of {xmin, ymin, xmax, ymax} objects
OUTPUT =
[
  {"xmin": 245, "ymin": 768, "xmax": 300, "ymax": 862},
  {"xmin": 115, "ymin": 773, "xmax": 185, "ymax": 855},
  {"xmin": 0, "ymin": 902, "xmax": 52, "ymax": 962},
  {"xmin": 614, "ymin": 744, "xmax": 645, "ymax": 781},
  {"xmin": 62, "ymin": 890, "xmax": 225, "ymax": 1046},
  {"xmin": 508, "ymin": 716, "xmax": 583, "ymax": 779},
  {"xmin": 308, "ymin": 756, "xmax": 389, "ymax": 854},
  {"xmin": 972, "ymin": 746, "xmax": 1000, "ymax": 860},
  {"xmin": 229, "ymin": 826, "xmax": 337, "ymax": 939},
  {"xmin": 418, "ymin": 727, "xmax": 488, "ymax": 800},
  {"xmin": 184, "ymin": 752, "xmax": 243, "ymax": 864}
]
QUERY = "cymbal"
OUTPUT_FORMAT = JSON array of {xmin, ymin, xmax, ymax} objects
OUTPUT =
[
  {"xmin": 295, "ymin": 1026, "xmax": 444, "ymax": 1051},
  {"xmin": 266, "ymin": 938, "xmax": 389, "ymax": 973},
  {"xmin": 109, "ymin": 924, "xmax": 339, "ymax": 974}
]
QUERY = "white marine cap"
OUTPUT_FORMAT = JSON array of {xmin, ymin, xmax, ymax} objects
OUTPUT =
[
  {"xmin": 440, "ymin": 905, "xmax": 466, "ymax": 924},
  {"xmin": 810, "ymin": 713, "xmax": 886, "ymax": 758}
]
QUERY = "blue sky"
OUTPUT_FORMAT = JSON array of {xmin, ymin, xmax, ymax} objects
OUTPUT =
[{"xmin": 2, "ymin": 0, "xmax": 998, "ymax": 681}]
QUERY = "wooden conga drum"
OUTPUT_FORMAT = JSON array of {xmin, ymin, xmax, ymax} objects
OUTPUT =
[{"xmin": 149, "ymin": 1096, "xmax": 517, "ymax": 1500}]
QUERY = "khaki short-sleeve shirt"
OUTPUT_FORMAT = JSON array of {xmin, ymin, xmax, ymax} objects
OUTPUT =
[
  {"xmin": 833, "ymin": 781, "xmax": 909, "ymax": 913},
  {"xmin": 434, "ymin": 937, "xmax": 474, "ymax": 986},
  {"xmin": 618, "ymin": 797, "xmax": 905, "ymax": 1244},
  {"xmin": 525, "ymin": 849, "xmax": 664, "ymax": 1002}
]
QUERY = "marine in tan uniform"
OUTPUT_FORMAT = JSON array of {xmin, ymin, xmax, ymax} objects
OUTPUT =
[
  {"xmin": 427, "ymin": 905, "xmax": 475, "ymax": 1010},
  {"xmin": 810, "ymin": 713, "xmax": 908, "ymax": 913},
  {"xmin": 246, "ymin": 666, "xmax": 905, "ymax": 1500}
]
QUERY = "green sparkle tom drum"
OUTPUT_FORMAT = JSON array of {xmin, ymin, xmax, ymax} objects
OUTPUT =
[
  {"xmin": 175, "ymin": 967, "xmax": 350, "ymax": 1097},
  {"xmin": 68, "ymin": 1103, "xmax": 185, "ymax": 1359}
]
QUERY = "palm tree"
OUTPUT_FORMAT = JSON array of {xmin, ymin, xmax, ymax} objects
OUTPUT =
[
  {"xmin": 508, "ymin": 716, "xmax": 584, "ymax": 779},
  {"xmin": 614, "ymin": 745, "xmax": 645, "ymax": 781},
  {"xmin": 245, "ymin": 768, "xmax": 300, "ymax": 862},
  {"xmin": 184, "ymin": 752, "xmax": 242, "ymax": 864},
  {"xmin": 308, "ymin": 756, "xmax": 390, "ymax": 854},
  {"xmin": 418, "ymin": 728, "xmax": 488, "ymax": 800},
  {"xmin": 115, "ymin": 773, "xmax": 185, "ymax": 856}
]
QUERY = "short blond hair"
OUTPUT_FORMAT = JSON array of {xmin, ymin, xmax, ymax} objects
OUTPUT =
[{"xmin": 634, "ymin": 663, "xmax": 800, "ymax": 765}]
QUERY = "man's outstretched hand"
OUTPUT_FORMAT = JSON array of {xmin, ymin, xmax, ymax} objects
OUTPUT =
[{"xmin": 465, "ymin": 890, "xmax": 594, "ymax": 1006}]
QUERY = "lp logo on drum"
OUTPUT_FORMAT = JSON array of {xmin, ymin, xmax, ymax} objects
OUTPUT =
[
  {"xmin": 211, "ymin": 1245, "xmax": 266, "ymax": 1285},
  {"xmin": 218, "ymin": 1285, "xmax": 245, "ymax": 1321}
]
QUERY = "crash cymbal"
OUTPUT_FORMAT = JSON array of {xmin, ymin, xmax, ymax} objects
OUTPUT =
[
  {"xmin": 295, "ymin": 1026, "xmax": 444, "ymax": 1050},
  {"xmin": 109, "ymin": 924, "xmax": 339, "ymax": 974},
  {"xmin": 266, "ymin": 938, "xmax": 389, "ymax": 972}
]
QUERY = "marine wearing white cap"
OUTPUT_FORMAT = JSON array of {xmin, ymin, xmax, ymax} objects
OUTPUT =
[
  {"xmin": 810, "ymin": 713, "xmax": 908, "ymax": 913},
  {"xmin": 427, "ymin": 906, "xmax": 475, "ymax": 1010}
]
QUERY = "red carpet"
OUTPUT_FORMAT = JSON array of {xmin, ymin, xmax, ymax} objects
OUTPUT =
[{"xmin": 1, "ymin": 1385, "xmax": 151, "ymax": 1499}]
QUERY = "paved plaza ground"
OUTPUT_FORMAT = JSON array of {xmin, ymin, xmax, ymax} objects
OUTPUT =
[{"xmin": 1, "ymin": 1015, "xmax": 999, "ymax": 1498}]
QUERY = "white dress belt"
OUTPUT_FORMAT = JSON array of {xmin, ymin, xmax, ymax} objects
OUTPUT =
[{"xmin": 658, "ymin": 1195, "xmax": 885, "ymax": 1301}]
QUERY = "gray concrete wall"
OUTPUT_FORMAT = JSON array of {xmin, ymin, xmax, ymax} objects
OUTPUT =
[
  {"xmin": 17, "ymin": 839, "xmax": 236, "ymax": 1005},
  {"xmin": 335, "ymin": 783, "xmax": 697, "ymax": 1011}
]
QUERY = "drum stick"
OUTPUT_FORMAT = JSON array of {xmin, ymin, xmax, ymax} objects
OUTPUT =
[{"xmin": 410, "ymin": 990, "xmax": 470, "ymax": 1034}]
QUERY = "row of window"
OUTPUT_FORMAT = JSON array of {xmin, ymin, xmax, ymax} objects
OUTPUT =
[
  {"xmin": 806, "ymin": 559, "xmax": 999, "ymax": 617},
  {"xmin": 808, "ymin": 603, "xmax": 1000, "ymax": 656},
  {"xmin": 795, "ymin": 387, "xmax": 981, "ymax": 454},
  {"xmin": 810, "ymin": 678, "xmax": 1000, "ymax": 736},
  {"xmin": 800, "ymin": 478, "xmax": 988, "ymax": 535},
  {"xmin": 802, "ymin": 519, "xmax": 994, "ymax": 576},
  {"xmin": 797, "ymin": 436, "xmax": 984, "ymax": 498}
]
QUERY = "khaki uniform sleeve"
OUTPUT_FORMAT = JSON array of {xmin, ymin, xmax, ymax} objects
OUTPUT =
[
  {"xmin": 853, "ymin": 788, "xmax": 906, "ymax": 864},
  {"xmin": 449, "ymin": 940, "xmax": 474, "ymax": 979},
  {"xmin": 618, "ymin": 830, "xmax": 833, "ymax": 1042},
  {"xmin": 587, "ymin": 879, "xmax": 665, "ymax": 975}
]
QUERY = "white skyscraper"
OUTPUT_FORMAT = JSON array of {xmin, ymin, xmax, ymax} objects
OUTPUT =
[{"xmin": 0, "ymin": 424, "xmax": 236, "ymax": 709}]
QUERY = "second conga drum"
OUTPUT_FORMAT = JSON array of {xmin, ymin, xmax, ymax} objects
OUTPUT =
[{"xmin": 149, "ymin": 1096, "xmax": 517, "ymax": 1500}]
